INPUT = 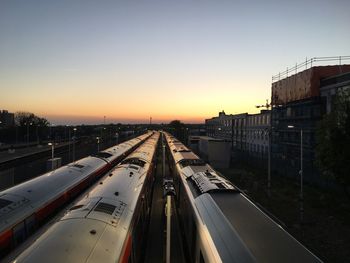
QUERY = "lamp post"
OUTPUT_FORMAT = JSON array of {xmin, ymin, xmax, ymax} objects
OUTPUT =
[
  {"xmin": 48, "ymin": 142, "xmax": 54, "ymax": 170},
  {"xmin": 36, "ymin": 124, "xmax": 40, "ymax": 144},
  {"xmin": 255, "ymin": 99, "xmax": 272, "ymax": 197},
  {"xmin": 68, "ymin": 127, "xmax": 71, "ymax": 161},
  {"xmin": 265, "ymin": 127, "xmax": 271, "ymax": 198},
  {"xmin": 73, "ymin": 128, "xmax": 77, "ymax": 162},
  {"xmin": 96, "ymin": 137, "xmax": 100, "ymax": 152},
  {"xmin": 26, "ymin": 122, "xmax": 32, "ymax": 147},
  {"xmin": 50, "ymin": 123, "xmax": 55, "ymax": 142},
  {"xmin": 288, "ymin": 125, "xmax": 304, "ymax": 223},
  {"xmin": 217, "ymin": 127, "xmax": 221, "ymax": 139},
  {"xmin": 115, "ymin": 132, "xmax": 119, "ymax": 145}
]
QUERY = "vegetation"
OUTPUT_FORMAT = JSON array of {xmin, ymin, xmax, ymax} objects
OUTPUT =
[
  {"xmin": 168, "ymin": 120, "xmax": 185, "ymax": 129},
  {"xmin": 316, "ymin": 89, "xmax": 350, "ymax": 198},
  {"xmin": 168, "ymin": 120, "xmax": 187, "ymax": 142},
  {"xmin": 14, "ymin": 111, "xmax": 50, "ymax": 127}
]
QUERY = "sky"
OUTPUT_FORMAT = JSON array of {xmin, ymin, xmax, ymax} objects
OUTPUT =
[{"xmin": 0, "ymin": 0, "xmax": 349, "ymax": 124}]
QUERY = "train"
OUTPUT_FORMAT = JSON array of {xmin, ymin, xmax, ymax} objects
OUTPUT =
[
  {"xmin": 13, "ymin": 132, "xmax": 160, "ymax": 263},
  {"xmin": 0, "ymin": 132, "xmax": 152, "ymax": 257},
  {"xmin": 164, "ymin": 132, "xmax": 322, "ymax": 263}
]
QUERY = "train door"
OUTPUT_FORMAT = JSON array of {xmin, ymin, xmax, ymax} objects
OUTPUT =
[{"xmin": 12, "ymin": 222, "xmax": 26, "ymax": 246}]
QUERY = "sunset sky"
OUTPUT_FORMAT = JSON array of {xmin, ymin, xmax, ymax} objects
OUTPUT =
[{"xmin": 1, "ymin": 0, "xmax": 349, "ymax": 124}]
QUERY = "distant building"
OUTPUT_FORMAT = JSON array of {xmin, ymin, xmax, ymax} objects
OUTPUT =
[
  {"xmin": 205, "ymin": 110, "xmax": 270, "ymax": 160},
  {"xmin": 206, "ymin": 111, "xmax": 233, "ymax": 140},
  {"xmin": 0, "ymin": 110, "xmax": 15, "ymax": 128},
  {"xmin": 205, "ymin": 61, "xmax": 350, "ymax": 179},
  {"xmin": 189, "ymin": 136, "xmax": 231, "ymax": 168},
  {"xmin": 271, "ymin": 65, "xmax": 350, "ymax": 183},
  {"xmin": 320, "ymin": 72, "xmax": 350, "ymax": 113},
  {"xmin": 246, "ymin": 110, "xmax": 270, "ymax": 157}
]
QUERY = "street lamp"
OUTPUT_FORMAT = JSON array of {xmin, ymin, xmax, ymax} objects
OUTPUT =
[
  {"xmin": 48, "ymin": 142, "xmax": 55, "ymax": 170},
  {"xmin": 96, "ymin": 137, "xmax": 100, "ymax": 152},
  {"xmin": 265, "ymin": 127, "xmax": 271, "ymax": 198},
  {"xmin": 287, "ymin": 125, "xmax": 304, "ymax": 223},
  {"xmin": 26, "ymin": 122, "xmax": 33, "ymax": 147},
  {"xmin": 36, "ymin": 124, "xmax": 40, "ymax": 144},
  {"xmin": 73, "ymin": 128, "xmax": 77, "ymax": 162},
  {"xmin": 255, "ymin": 99, "xmax": 272, "ymax": 198},
  {"xmin": 115, "ymin": 132, "xmax": 119, "ymax": 145}
]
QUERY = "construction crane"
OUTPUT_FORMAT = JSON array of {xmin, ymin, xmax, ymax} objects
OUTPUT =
[{"xmin": 256, "ymin": 99, "xmax": 271, "ymax": 109}]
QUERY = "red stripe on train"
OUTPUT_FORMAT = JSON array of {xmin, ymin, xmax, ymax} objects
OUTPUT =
[
  {"xmin": 0, "ymin": 229, "xmax": 12, "ymax": 252},
  {"xmin": 120, "ymin": 234, "xmax": 132, "ymax": 263}
]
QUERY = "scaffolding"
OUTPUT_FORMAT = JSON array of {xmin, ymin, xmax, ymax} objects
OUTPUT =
[{"xmin": 272, "ymin": 56, "xmax": 350, "ymax": 83}]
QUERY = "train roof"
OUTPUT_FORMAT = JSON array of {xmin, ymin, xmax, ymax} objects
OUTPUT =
[
  {"xmin": 164, "ymin": 132, "xmax": 321, "ymax": 262},
  {"xmin": 15, "ymin": 167, "xmax": 140, "ymax": 262},
  {"xmin": 195, "ymin": 192, "xmax": 321, "ymax": 262},
  {"xmin": 15, "ymin": 133, "xmax": 160, "ymax": 263},
  {"xmin": 96, "ymin": 132, "xmax": 151, "ymax": 162},
  {"xmin": 102, "ymin": 133, "xmax": 151, "ymax": 153},
  {"xmin": 0, "ymin": 156, "xmax": 106, "ymax": 233},
  {"xmin": 122, "ymin": 134, "xmax": 159, "ymax": 165}
]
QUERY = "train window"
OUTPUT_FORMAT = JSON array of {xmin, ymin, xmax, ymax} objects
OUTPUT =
[{"xmin": 0, "ymin": 198, "xmax": 12, "ymax": 209}]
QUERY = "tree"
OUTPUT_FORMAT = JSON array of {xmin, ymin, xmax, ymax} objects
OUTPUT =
[
  {"xmin": 169, "ymin": 120, "xmax": 185, "ymax": 129},
  {"xmin": 168, "ymin": 120, "xmax": 187, "ymax": 142},
  {"xmin": 15, "ymin": 112, "xmax": 50, "ymax": 127},
  {"xmin": 316, "ymin": 89, "xmax": 350, "ymax": 198}
]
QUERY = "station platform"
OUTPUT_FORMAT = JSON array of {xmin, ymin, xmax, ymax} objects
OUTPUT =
[{"xmin": 0, "ymin": 142, "xmax": 70, "ymax": 166}]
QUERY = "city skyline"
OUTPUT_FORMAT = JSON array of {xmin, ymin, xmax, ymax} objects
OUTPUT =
[{"xmin": 1, "ymin": 0, "xmax": 350, "ymax": 124}]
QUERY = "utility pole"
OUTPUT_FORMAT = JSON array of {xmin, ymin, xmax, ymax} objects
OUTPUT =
[
  {"xmin": 48, "ymin": 142, "xmax": 55, "ymax": 170},
  {"xmin": 68, "ymin": 127, "xmax": 71, "ymax": 161},
  {"xmin": 300, "ymin": 128, "xmax": 304, "ymax": 223},
  {"xmin": 162, "ymin": 137, "xmax": 165, "ymax": 177},
  {"xmin": 73, "ymin": 127, "xmax": 77, "ymax": 162},
  {"xmin": 256, "ymin": 99, "xmax": 272, "ymax": 197},
  {"xmin": 96, "ymin": 137, "xmax": 100, "ymax": 152},
  {"xmin": 287, "ymin": 125, "xmax": 304, "ymax": 223}
]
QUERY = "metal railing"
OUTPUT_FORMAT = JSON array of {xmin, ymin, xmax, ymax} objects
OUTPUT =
[{"xmin": 272, "ymin": 56, "xmax": 350, "ymax": 83}]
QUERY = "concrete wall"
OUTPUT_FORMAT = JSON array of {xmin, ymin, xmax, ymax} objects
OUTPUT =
[{"xmin": 195, "ymin": 136, "xmax": 231, "ymax": 168}]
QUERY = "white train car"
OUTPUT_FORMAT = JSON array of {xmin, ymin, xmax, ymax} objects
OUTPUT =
[
  {"xmin": 164, "ymin": 132, "xmax": 322, "ymax": 263},
  {"xmin": 0, "ymin": 132, "xmax": 152, "ymax": 256},
  {"xmin": 96, "ymin": 133, "xmax": 151, "ymax": 166},
  {"xmin": 14, "ymin": 132, "xmax": 160, "ymax": 263}
]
